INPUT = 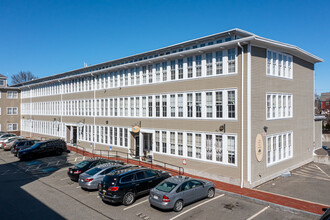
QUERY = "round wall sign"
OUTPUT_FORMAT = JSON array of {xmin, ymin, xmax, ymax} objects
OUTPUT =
[
  {"xmin": 255, "ymin": 134, "xmax": 264, "ymax": 162},
  {"xmin": 132, "ymin": 126, "xmax": 140, "ymax": 133}
]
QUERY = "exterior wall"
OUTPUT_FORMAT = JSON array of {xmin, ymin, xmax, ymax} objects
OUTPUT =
[
  {"xmin": 0, "ymin": 89, "xmax": 21, "ymax": 135},
  {"xmin": 250, "ymin": 46, "xmax": 314, "ymax": 187},
  {"xmin": 20, "ymin": 47, "xmax": 246, "ymax": 186},
  {"xmin": 314, "ymin": 120, "xmax": 322, "ymax": 149}
]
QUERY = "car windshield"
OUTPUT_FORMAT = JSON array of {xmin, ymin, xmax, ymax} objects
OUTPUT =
[
  {"xmin": 156, "ymin": 182, "xmax": 178, "ymax": 192},
  {"xmin": 75, "ymin": 161, "xmax": 91, "ymax": 168},
  {"xmin": 30, "ymin": 142, "xmax": 43, "ymax": 149},
  {"xmin": 85, "ymin": 167, "xmax": 102, "ymax": 175}
]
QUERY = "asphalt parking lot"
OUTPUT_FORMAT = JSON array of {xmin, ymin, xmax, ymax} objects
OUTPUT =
[
  {"xmin": 256, "ymin": 162, "xmax": 330, "ymax": 206},
  {"xmin": 0, "ymin": 150, "xmax": 317, "ymax": 220}
]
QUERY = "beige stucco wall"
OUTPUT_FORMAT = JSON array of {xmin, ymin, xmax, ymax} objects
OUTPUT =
[
  {"xmin": 0, "ymin": 89, "xmax": 21, "ymax": 135},
  {"xmin": 250, "ymin": 46, "xmax": 314, "ymax": 187}
]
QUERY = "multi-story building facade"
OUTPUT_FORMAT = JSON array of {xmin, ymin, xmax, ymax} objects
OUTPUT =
[
  {"xmin": 0, "ymin": 74, "xmax": 20, "ymax": 135},
  {"xmin": 13, "ymin": 29, "xmax": 322, "ymax": 188},
  {"xmin": 320, "ymin": 92, "xmax": 330, "ymax": 114}
]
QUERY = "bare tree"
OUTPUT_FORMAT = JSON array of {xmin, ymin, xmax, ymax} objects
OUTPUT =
[{"xmin": 11, "ymin": 71, "xmax": 38, "ymax": 85}]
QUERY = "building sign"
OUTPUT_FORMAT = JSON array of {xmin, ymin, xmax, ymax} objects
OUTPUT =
[
  {"xmin": 255, "ymin": 134, "xmax": 263, "ymax": 162},
  {"xmin": 182, "ymin": 159, "xmax": 187, "ymax": 165},
  {"xmin": 132, "ymin": 126, "xmax": 140, "ymax": 133}
]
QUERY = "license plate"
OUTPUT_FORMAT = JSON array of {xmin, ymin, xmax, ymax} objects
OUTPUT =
[
  {"xmin": 103, "ymin": 191, "xmax": 105, "ymax": 195},
  {"xmin": 153, "ymin": 195, "xmax": 158, "ymax": 200}
]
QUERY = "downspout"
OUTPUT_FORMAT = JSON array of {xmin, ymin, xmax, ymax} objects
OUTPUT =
[{"xmin": 238, "ymin": 42, "xmax": 244, "ymax": 188}]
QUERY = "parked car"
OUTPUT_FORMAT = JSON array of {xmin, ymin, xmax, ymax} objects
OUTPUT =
[
  {"xmin": 3, "ymin": 137, "xmax": 27, "ymax": 151},
  {"xmin": 149, "ymin": 176, "xmax": 215, "ymax": 212},
  {"xmin": 78, "ymin": 163, "xmax": 129, "ymax": 190},
  {"xmin": 320, "ymin": 207, "xmax": 330, "ymax": 220},
  {"xmin": 0, "ymin": 133, "xmax": 16, "ymax": 141},
  {"xmin": 68, "ymin": 158, "xmax": 124, "ymax": 182},
  {"xmin": 99, "ymin": 167, "xmax": 171, "ymax": 206},
  {"xmin": 11, "ymin": 139, "xmax": 40, "ymax": 156},
  {"xmin": 17, "ymin": 139, "xmax": 67, "ymax": 160}
]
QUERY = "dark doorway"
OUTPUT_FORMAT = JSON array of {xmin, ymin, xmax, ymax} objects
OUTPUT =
[
  {"xmin": 135, "ymin": 136, "xmax": 140, "ymax": 157},
  {"xmin": 72, "ymin": 126, "xmax": 77, "ymax": 145}
]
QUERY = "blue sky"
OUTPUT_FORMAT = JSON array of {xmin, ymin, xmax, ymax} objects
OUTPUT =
[{"xmin": 0, "ymin": 0, "xmax": 329, "ymax": 94}]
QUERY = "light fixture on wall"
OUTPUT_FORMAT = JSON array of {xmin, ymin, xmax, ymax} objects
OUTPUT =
[
  {"xmin": 219, "ymin": 124, "xmax": 226, "ymax": 133},
  {"xmin": 263, "ymin": 126, "xmax": 268, "ymax": 133}
]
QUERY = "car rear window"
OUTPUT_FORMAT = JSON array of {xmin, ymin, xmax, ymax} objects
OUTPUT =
[
  {"xmin": 103, "ymin": 175, "xmax": 118, "ymax": 185},
  {"xmin": 17, "ymin": 142, "xmax": 26, "ymax": 147},
  {"xmin": 75, "ymin": 161, "xmax": 91, "ymax": 168},
  {"xmin": 86, "ymin": 167, "xmax": 102, "ymax": 175},
  {"xmin": 156, "ymin": 182, "xmax": 178, "ymax": 192}
]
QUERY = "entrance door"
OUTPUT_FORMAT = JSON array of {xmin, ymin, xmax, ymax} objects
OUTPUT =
[
  {"xmin": 143, "ymin": 133, "xmax": 153, "ymax": 156},
  {"xmin": 135, "ymin": 136, "xmax": 140, "ymax": 157},
  {"xmin": 72, "ymin": 126, "xmax": 77, "ymax": 145}
]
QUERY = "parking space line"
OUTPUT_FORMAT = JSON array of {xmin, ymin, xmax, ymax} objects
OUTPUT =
[
  {"xmin": 313, "ymin": 164, "xmax": 330, "ymax": 178},
  {"xmin": 246, "ymin": 206, "xmax": 269, "ymax": 220},
  {"xmin": 123, "ymin": 199, "xmax": 149, "ymax": 211},
  {"xmin": 293, "ymin": 172, "xmax": 330, "ymax": 182},
  {"xmin": 60, "ymin": 177, "xmax": 69, "ymax": 181},
  {"xmin": 169, "ymin": 194, "xmax": 224, "ymax": 220},
  {"xmin": 74, "ymin": 158, "xmax": 78, "ymax": 162}
]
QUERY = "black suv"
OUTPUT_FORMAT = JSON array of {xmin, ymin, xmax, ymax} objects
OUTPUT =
[
  {"xmin": 68, "ymin": 158, "xmax": 125, "ymax": 181},
  {"xmin": 17, "ymin": 139, "xmax": 67, "ymax": 160},
  {"xmin": 11, "ymin": 139, "xmax": 40, "ymax": 156},
  {"xmin": 99, "ymin": 167, "xmax": 171, "ymax": 205}
]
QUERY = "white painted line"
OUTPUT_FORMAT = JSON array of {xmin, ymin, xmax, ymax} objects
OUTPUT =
[
  {"xmin": 60, "ymin": 177, "xmax": 69, "ymax": 181},
  {"xmin": 246, "ymin": 206, "xmax": 269, "ymax": 220},
  {"xmin": 97, "ymin": 196, "xmax": 100, "ymax": 198},
  {"xmin": 123, "ymin": 199, "xmax": 148, "ymax": 211},
  {"xmin": 76, "ymin": 186, "xmax": 80, "ymax": 188},
  {"xmin": 169, "ymin": 194, "xmax": 224, "ymax": 220},
  {"xmin": 293, "ymin": 172, "xmax": 330, "ymax": 182},
  {"xmin": 75, "ymin": 158, "xmax": 78, "ymax": 162},
  {"xmin": 314, "ymin": 164, "xmax": 330, "ymax": 179}
]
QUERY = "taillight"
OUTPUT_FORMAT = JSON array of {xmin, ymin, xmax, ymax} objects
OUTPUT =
[
  {"xmin": 73, "ymin": 170, "xmax": 82, "ymax": 174},
  {"xmin": 3, "ymin": 144, "xmax": 6, "ymax": 147},
  {"xmin": 84, "ymin": 178, "xmax": 94, "ymax": 182},
  {"xmin": 162, "ymin": 195, "xmax": 170, "ymax": 202},
  {"xmin": 68, "ymin": 168, "xmax": 70, "ymax": 172},
  {"xmin": 108, "ymin": 186, "xmax": 119, "ymax": 191}
]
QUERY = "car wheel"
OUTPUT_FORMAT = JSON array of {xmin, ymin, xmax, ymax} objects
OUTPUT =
[
  {"xmin": 122, "ymin": 192, "xmax": 135, "ymax": 206},
  {"xmin": 173, "ymin": 200, "xmax": 183, "ymax": 212},
  {"xmin": 207, "ymin": 188, "xmax": 215, "ymax": 198}
]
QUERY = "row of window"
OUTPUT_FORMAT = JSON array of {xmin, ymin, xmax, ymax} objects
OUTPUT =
[
  {"xmin": 7, "ymin": 123, "xmax": 18, "ymax": 131},
  {"xmin": 155, "ymin": 131, "xmax": 236, "ymax": 165},
  {"xmin": 266, "ymin": 131, "xmax": 293, "ymax": 165},
  {"xmin": 266, "ymin": 50, "xmax": 293, "ymax": 79},
  {"xmin": 21, "ymin": 48, "xmax": 237, "ymax": 98},
  {"xmin": 5, "ymin": 107, "xmax": 18, "ymax": 115},
  {"xmin": 0, "ymin": 91, "xmax": 18, "ymax": 99},
  {"xmin": 21, "ymin": 120, "xmax": 65, "ymax": 138},
  {"xmin": 266, "ymin": 93, "xmax": 293, "ymax": 120},
  {"xmin": 21, "ymin": 90, "xmax": 237, "ymax": 120}
]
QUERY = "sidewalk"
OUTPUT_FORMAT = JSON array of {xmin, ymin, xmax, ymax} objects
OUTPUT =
[{"xmin": 67, "ymin": 145, "xmax": 327, "ymax": 216}]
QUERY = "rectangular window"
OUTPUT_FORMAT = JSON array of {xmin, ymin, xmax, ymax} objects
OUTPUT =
[
  {"xmin": 120, "ymin": 98, "xmax": 123, "ymax": 116},
  {"xmin": 267, "ymin": 93, "xmax": 292, "ymax": 120},
  {"xmin": 195, "ymin": 134, "xmax": 201, "ymax": 159},
  {"xmin": 170, "ymin": 132, "xmax": 175, "ymax": 155},
  {"xmin": 267, "ymin": 51, "xmax": 271, "ymax": 75},
  {"xmin": 148, "ymin": 65, "xmax": 153, "ymax": 83},
  {"xmin": 170, "ymin": 95, "xmax": 175, "ymax": 117},
  {"xmin": 155, "ymin": 131, "xmax": 160, "ymax": 152},
  {"xmin": 110, "ymin": 127, "xmax": 113, "ymax": 144},
  {"xmin": 228, "ymin": 91, "xmax": 235, "ymax": 118},
  {"xmin": 267, "ymin": 131, "xmax": 292, "ymax": 165},
  {"xmin": 119, "ymin": 128, "xmax": 123, "ymax": 146},
  {"xmin": 162, "ymin": 131, "xmax": 167, "ymax": 153},
  {"xmin": 178, "ymin": 94, "xmax": 183, "ymax": 117},
  {"xmin": 105, "ymin": 127, "xmax": 108, "ymax": 144},
  {"xmin": 273, "ymin": 136, "xmax": 276, "ymax": 162},
  {"xmin": 170, "ymin": 60, "xmax": 176, "ymax": 80},
  {"xmin": 178, "ymin": 59, "xmax": 183, "ymax": 79},
  {"xmin": 267, "ymin": 95, "xmax": 271, "ymax": 118},
  {"xmin": 148, "ymin": 96, "xmax": 153, "ymax": 117},
  {"xmin": 156, "ymin": 96, "xmax": 160, "ymax": 117},
  {"xmin": 124, "ymin": 128, "xmax": 128, "ymax": 147},
  {"xmin": 228, "ymin": 48, "xmax": 236, "ymax": 73},
  {"xmin": 125, "ymin": 70, "xmax": 128, "ymax": 86},
  {"xmin": 162, "ymin": 95, "xmax": 167, "ymax": 117},
  {"xmin": 142, "ymin": 97, "xmax": 147, "ymax": 117},
  {"xmin": 215, "ymin": 135, "xmax": 223, "ymax": 162},
  {"xmin": 130, "ymin": 97, "xmax": 135, "ymax": 116},
  {"xmin": 7, "ymin": 107, "xmax": 18, "ymax": 115},
  {"xmin": 216, "ymin": 51, "xmax": 223, "ymax": 74},
  {"xmin": 136, "ymin": 67, "xmax": 140, "ymax": 85},
  {"xmin": 227, "ymin": 136, "xmax": 235, "ymax": 164},
  {"xmin": 206, "ymin": 92, "xmax": 213, "ymax": 118},
  {"xmin": 195, "ymin": 55, "xmax": 202, "ymax": 77},
  {"xmin": 187, "ymin": 133, "xmax": 193, "ymax": 157},
  {"xmin": 187, "ymin": 57, "xmax": 193, "ymax": 78},
  {"xmin": 195, "ymin": 93, "xmax": 202, "ymax": 118},
  {"xmin": 216, "ymin": 92, "xmax": 223, "ymax": 118},
  {"xmin": 155, "ymin": 63, "xmax": 161, "ymax": 82},
  {"xmin": 267, "ymin": 137, "xmax": 271, "ymax": 164},
  {"xmin": 7, "ymin": 91, "xmax": 18, "ymax": 99},
  {"xmin": 178, "ymin": 132, "xmax": 183, "ymax": 156},
  {"xmin": 187, "ymin": 93, "xmax": 193, "ymax": 117},
  {"xmin": 124, "ymin": 98, "xmax": 128, "ymax": 116},
  {"xmin": 136, "ymin": 97, "xmax": 140, "ymax": 116},
  {"xmin": 162, "ymin": 62, "xmax": 167, "ymax": 81},
  {"xmin": 206, "ymin": 135, "xmax": 213, "ymax": 160},
  {"xmin": 130, "ymin": 68, "xmax": 135, "ymax": 85},
  {"xmin": 206, "ymin": 53, "xmax": 213, "ymax": 75},
  {"xmin": 7, "ymin": 123, "xmax": 18, "ymax": 131}
]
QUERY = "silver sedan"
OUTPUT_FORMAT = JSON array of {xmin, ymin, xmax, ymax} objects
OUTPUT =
[
  {"xmin": 149, "ymin": 176, "xmax": 215, "ymax": 212},
  {"xmin": 78, "ymin": 163, "xmax": 123, "ymax": 190}
]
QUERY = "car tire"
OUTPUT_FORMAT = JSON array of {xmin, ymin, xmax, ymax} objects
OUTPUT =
[
  {"xmin": 122, "ymin": 192, "xmax": 135, "ymax": 206},
  {"xmin": 207, "ymin": 188, "xmax": 215, "ymax": 198},
  {"xmin": 173, "ymin": 200, "xmax": 183, "ymax": 212}
]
